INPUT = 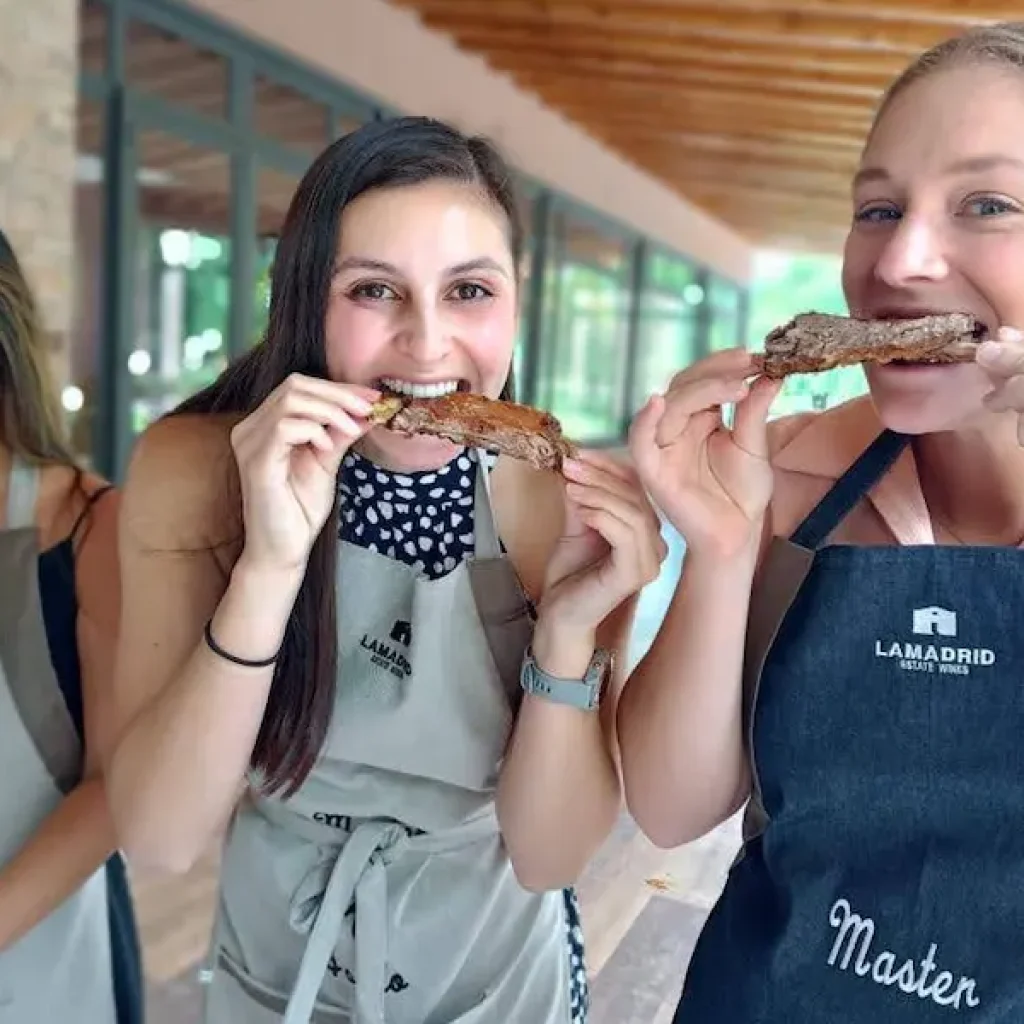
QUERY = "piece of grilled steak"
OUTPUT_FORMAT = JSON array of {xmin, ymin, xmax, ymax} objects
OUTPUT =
[
  {"xmin": 754, "ymin": 311, "xmax": 986, "ymax": 378},
  {"xmin": 372, "ymin": 391, "xmax": 578, "ymax": 472}
]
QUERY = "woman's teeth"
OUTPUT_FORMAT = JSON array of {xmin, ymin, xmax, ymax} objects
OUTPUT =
[{"xmin": 379, "ymin": 378, "xmax": 461, "ymax": 399}]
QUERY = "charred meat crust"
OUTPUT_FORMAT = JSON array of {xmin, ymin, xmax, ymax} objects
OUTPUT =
[
  {"xmin": 381, "ymin": 392, "xmax": 578, "ymax": 472},
  {"xmin": 367, "ymin": 394, "xmax": 405, "ymax": 424},
  {"xmin": 753, "ymin": 311, "xmax": 987, "ymax": 378}
]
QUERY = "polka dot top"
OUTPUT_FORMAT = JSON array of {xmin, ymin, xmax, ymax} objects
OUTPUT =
[{"xmin": 337, "ymin": 448, "xmax": 498, "ymax": 579}]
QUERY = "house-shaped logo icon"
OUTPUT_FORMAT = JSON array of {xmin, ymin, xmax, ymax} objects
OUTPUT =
[
  {"xmin": 912, "ymin": 606, "xmax": 957, "ymax": 638},
  {"xmin": 390, "ymin": 620, "xmax": 412, "ymax": 647}
]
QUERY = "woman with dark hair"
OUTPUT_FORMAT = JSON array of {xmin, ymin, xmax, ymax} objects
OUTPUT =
[
  {"xmin": 107, "ymin": 116, "xmax": 665, "ymax": 1022},
  {"xmin": 0, "ymin": 230, "xmax": 142, "ymax": 1021}
]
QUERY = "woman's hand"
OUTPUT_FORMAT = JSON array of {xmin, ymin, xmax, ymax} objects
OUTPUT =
[
  {"xmin": 627, "ymin": 348, "xmax": 781, "ymax": 560},
  {"xmin": 231, "ymin": 373, "xmax": 381, "ymax": 574},
  {"xmin": 978, "ymin": 326, "xmax": 1024, "ymax": 443},
  {"xmin": 535, "ymin": 450, "xmax": 668, "ymax": 650}
]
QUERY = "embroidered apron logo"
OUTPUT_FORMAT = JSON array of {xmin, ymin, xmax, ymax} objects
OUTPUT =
[
  {"xmin": 390, "ymin": 619, "xmax": 412, "ymax": 646},
  {"xmin": 359, "ymin": 618, "xmax": 413, "ymax": 680},
  {"xmin": 874, "ymin": 606, "xmax": 995, "ymax": 676},
  {"xmin": 827, "ymin": 898, "xmax": 981, "ymax": 1010}
]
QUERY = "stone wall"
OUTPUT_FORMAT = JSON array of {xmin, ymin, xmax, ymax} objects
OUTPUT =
[{"xmin": 0, "ymin": 0, "xmax": 78, "ymax": 385}]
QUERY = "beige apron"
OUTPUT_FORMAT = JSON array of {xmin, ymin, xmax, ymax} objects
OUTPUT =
[
  {"xmin": 0, "ymin": 456, "xmax": 116, "ymax": 1022},
  {"xmin": 204, "ymin": 453, "xmax": 574, "ymax": 1023}
]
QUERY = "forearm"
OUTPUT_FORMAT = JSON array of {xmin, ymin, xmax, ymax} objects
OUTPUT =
[
  {"xmin": 0, "ymin": 779, "xmax": 116, "ymax": 951},
  {"xmin": 109, "ymin": 558, "xmax": 303, "ymax": 873},
  {"xmin": 497, "ymin": 622, "xmax": 620, "ymax": 892},
  {"xmin": 617, "ymin": 541, "xmax": 759, "ymax": 848}
]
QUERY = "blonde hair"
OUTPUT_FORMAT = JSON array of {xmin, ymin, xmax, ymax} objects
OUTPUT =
[
  {"xmin": 0, "ymin": 255, "xmax": 74, "ymax": 464},
  {"xmin": 872, "ymin": 22, "xmax": 1024, "ymax": 132}
]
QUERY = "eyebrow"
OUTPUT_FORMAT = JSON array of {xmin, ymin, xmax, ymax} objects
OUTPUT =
[
  {"xmin": 852, "ymin": 155, "xmax": 1024, "ymax": 191},
  {"xmin": 333, "ymin": 256, "xmax": 511, "ymax": 278}
]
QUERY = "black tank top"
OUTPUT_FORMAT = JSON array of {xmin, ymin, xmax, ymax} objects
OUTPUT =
[{"xmin": 36, "ymin": 484, "xmax": 143, "ymax": 1024}]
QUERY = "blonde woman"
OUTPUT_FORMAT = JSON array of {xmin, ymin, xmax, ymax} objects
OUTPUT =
[{"xmin": 0, "ymin": 229, "xmax": 141, "ymax": 1022}]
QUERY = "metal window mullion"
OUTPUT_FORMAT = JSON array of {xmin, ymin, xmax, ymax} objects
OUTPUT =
[
  {"xmin": 229, "ymin": 55, "xmax": 256, "ymax": 357},
  {"xmin": 520, "ymin": 190, "xmax": 551, "ymax": 407},
  {"xmin": 695, "ymin": 266, "xmax": 712, "ymax": 358},
  {"xmin": 620, "ymin": 237, "xmax": 647, "ymax": 434}
]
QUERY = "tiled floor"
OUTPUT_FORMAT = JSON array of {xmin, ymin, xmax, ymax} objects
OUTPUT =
[{"xmin": 134, "ymin": 522, "xmax": 746, "ymax": 1021}]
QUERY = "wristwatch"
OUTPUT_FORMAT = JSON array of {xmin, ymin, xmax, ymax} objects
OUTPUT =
[{"xmin": 519, "ymin": 646, "xmax": 614, "ymax": 711}]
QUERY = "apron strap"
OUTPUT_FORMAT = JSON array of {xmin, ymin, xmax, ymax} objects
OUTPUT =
[
  {"xmin": 284, "ymin": 820, "xmax": 405, "ymax": 1024},
  {"xmin": 790, "ymin": 429, "xmax": 911, "ymax": 550},
  {"xmin": 472, "ymin": 450, "xmax": 502, "ymax": 560},
  {"xmin": 5, "ymin": 454, "xmax": 39, "ymax": 530}
]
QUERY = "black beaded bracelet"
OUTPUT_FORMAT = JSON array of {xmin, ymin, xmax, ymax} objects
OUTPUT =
[{"xmin": 203, "ymin": 619, "xmax": 280, "ymax": 669}]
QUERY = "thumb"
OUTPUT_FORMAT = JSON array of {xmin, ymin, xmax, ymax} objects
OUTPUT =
[
  {"xmin": 732, "ymin": 376, "xmax": 781, "ymax": 458},
  {"xmin": 628, "ymin": 394, "xmax": 665, "ymax": 482},
  {"xmin": 560, "ymin": 477, "xmax": 588, "ymax": 539},
  {"xmin": 315, "ymin": 423, "xmax": 363, "ymax": 479}
]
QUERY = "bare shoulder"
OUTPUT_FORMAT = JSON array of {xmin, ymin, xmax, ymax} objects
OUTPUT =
[
  {"xmin": 121, "ymin": 412, "xmax": 243, "ymax": 555},
  {"xmin": 489, "ymin": 454, "xmax": 565, "ymax": 600},
  {"xmin": 766, "ymin": 410, "xmax": 819, "ymax": 459}
]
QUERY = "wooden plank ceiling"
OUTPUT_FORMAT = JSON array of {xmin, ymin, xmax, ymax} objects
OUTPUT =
[{"xmin": 387, "ymin": 0, "xmax": 1019, "ymax": 253}]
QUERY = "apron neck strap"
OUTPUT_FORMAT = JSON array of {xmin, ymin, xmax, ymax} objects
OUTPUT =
[
  {"xmin": 473, "ymin": 450, "xmax": 502, "ymax": 559},
  {"xmin": 4, "ymin": 454, "xmax": 38, "ymax": 530},
  {"xmin": 790, "ymin": 429, "xmax": 911, "ymax": 550}
]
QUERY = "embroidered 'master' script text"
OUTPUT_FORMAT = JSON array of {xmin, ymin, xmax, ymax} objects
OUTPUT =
[{"xmin": 827, "ymin": 899, "xmax": 980, "ymax": 1011}]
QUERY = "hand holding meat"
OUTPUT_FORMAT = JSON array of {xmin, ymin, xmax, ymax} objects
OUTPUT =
[
  {"xmin": 978, "ymin": 327, "xmax": 1024, "ymax": 443},
  {"xmin": 628, "ymin": 349, "xmax": 781, "ymax": 559},
  {"xmin": 231, "ymin": 373, "xmax": 381, "ymax": 573},
  {"xmin": 536, "ymin": 451, "xmax": 668, "ymax": 640}
]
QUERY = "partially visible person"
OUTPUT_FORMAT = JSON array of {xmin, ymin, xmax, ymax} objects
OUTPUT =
[{"xmin": 0, "ymin": 229, "xmax": 142, "ymax": 1022}]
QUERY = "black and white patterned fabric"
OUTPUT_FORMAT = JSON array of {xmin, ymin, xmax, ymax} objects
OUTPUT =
[
  {"xmin": 337, "ymin": 447, "xmax": 590, "ymax": 1021},
  {"xmin": 338, "ymin": 448, "xmax": 494, "ymax": 577}
]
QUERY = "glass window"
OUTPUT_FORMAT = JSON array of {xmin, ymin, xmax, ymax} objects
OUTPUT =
[
  {"xmin": 129, "ymin": 129, "xmax": 232, "ymax": 437},
  {"xmin": 511, "ymin": 183, "xmax": 538, "ymax": 398},
  {"xmin": 126, "ymin": 20, "xmax": 229, "ymax": 120},
  {"xmin": 708, "ymin": 275, "xmax": 743, "ymax": 352},
  {"xmin": 251, "ymin": 164, "xmax": 304, "ymax": 344},
  {"xmin": 630, "ymin": 249, "xmax": 703, "ymax": 417},
  {"xmin": 535, "ymin": 206, "xmax": 633, "ymax": 443},
  {"xmin": 255, "ymin": 74, "xmax": 330, "ymax": 155}
]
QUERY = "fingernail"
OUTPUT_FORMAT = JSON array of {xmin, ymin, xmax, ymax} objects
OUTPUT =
[
  {"xmin": 999, "ymin": 326, "xmax": 1024, "ymax": 343},
  {"xmin": 977, "ymin": 339, "xmax": 1003, "ymax": 361}
]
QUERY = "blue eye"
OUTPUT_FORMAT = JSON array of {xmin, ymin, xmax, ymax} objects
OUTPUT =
[
  {"xmin": 854, "ymin": 204, "xmax": 902, "ymax": 224},
  {"xmin": 963, "ymin": 195, "xmax": 1016, "ymax": 217}
]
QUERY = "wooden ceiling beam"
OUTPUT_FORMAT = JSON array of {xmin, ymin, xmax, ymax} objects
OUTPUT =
[
  {"xmin": 493, "ymin": 52, "xmax": 890, "ymax": 101},
  {"xmin": 608, "ymin": 131, "xmax": 864, "ymax": 167},
  {"xmin": 628, "ymin": 143, "xmax": 859, "ymax": 179},
  {"xmin": 406, "ymin": 1, "xmax": 963, "ymax": 53},
  {"xmin": 682, "ymin": 179, "xmax": 851, "ymax": 207},
  {"xmin": 536, "ymin": 0, "xmax": 1022, "ymax": 24},
  {"xmin": 586, "ymin": 112, "xmax": 870, "ymax": 144},
  {"xmin": 418, "ymin": 0, "xmax": 1024, "ymax": 27},
  {"xmin": 673, "ymin": 166, "xmax": 854, "ymax": 199},
  {"xmin": 541, "ymin": 86, "xmax": 874, "ymax": 134},
  {"xmin": 602, "ymin": 126, "xmax": 866, "ymax": 156},
  {"xmin": 449, "ymin": 25, "xmax": 913, "ymax": 77}
]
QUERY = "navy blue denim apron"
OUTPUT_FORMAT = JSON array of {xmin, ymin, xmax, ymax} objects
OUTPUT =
[{"xmin": 675, "ymin": 428, "xmax": 1024, "ymax": 1021}]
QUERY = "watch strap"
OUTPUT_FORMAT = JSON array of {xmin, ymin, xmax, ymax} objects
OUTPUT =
[{"xmin": 520, "ymin": 646, "xmax": 612, "ymax": 711}]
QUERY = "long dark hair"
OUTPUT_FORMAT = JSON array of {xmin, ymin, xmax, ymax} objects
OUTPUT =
[{"xmin": 173, "ymin": 116, "xmax": 525, "ymax": 795}]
